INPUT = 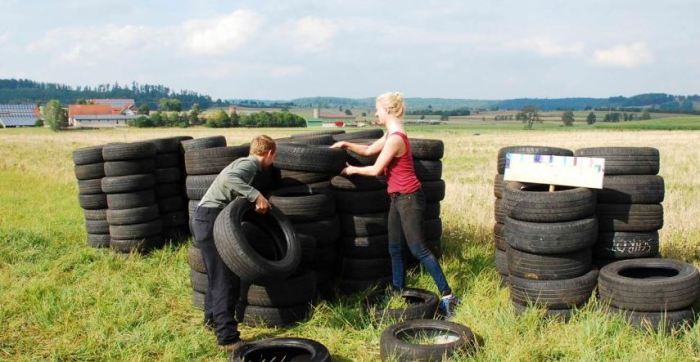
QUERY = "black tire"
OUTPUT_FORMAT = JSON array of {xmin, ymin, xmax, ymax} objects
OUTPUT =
[
  {"xmin": 188, "ymin": 246, "xmax": 206, "ymax": 273},
  {"xmin": 494, "ymin": 199, "xmax": 506, "ymax": 224},
  {"xmin": 495, "ymin": 249, "xmax": 508, "ymax": 275},
  {"xmin": 102, "ymin": 142, "xmax": 156, "ymax": 161},
  {"xmin": 155, "ymin": 182, "xmax": 182, "ymax": 198},
  {"xmin": 104, "ymin": 159, "xmax": 155, "ymax": 177},
  {"xmin": 155, "ymin": 153, "xmax": 181, "ymax": 168},
  {"xmin": 507, "ymin": 245, "xmax": 592, "ymax": 280},
  {"xmin": 335, "ymin": 189, "xmax": 389, "ymax": 214},
  {"xmin": 410, "ymin": 139, "xmax": 445, "ymax": 160},
  {"xmin": 245, "ymin": 270, "xmax": 317, "ymax": 307},
  {"xmin": 424, "ymin": 219, "xmax": 442, "ymax": 241},
  {"xmin": 607, "ymin": 306, "xmax": 696, "ymax": 332},
  {"xmin": 424, "ymin": 203, "xmax": 440, "ymax": 220},
  {"xmin": 341, "ymin": 234, "xmax": 389, "ymax": 258},
  {"xmin": 110, "ymin": 236, "xmax": 163, "ymax": 253},
  {"xmin": 101, "ymin": 174, "xmax": 155, "ymax": 194},
  {"xmin": 414, "ymin": 160, "xmax": 442, "ymax": 181},
  {"xmin": 379, "ymin": 319, "xmax": 477, "ymax": 361},
  {"xmin": 274, "ymin": 143, "xmax": 346, "ymax": 173},
  {"xmin": 87, "ymin": 233, "xmax": 110, "ymax": 248},
  {"xmin": 77, "ymin": 179, "xmax": 102, "ymax": 195},
  {"xmin": 346, "ymin": 149, "xmax": 377, "ymax": 166},
  {"xmin": 368, "ymin": 288, "xmax": 438, "ymax": 322},
  {"xmin": 422, "ymin": 180, "xmax": 446, "ymax": 203},
  {"xmin": 83, "ymin": 208, "xmax": 107, "ymax": 221},
  {"xmin": 290, "ymin": 130, "xmax": 345, "ymax": 138},
  {"xmin": 232, "ymin": 337, "xmax": 331, "ymax": 362},
  {"xmin": 273, "ymin": 181, "xmax": 332, "ymax": 196},
  {"xmin": 192, "ymin": 291, "xmax": 205, "ymax": 310},
  {"xmin": 213, "ymin": 198, "xmax": 301, "ymax": 283},
  {"xmin": 494, "ymin": 174, "xmax": 503, "ymax": 198},
  {"xmin": 155, "ymin": 167, "xmax": 181, "ymax": 183},
  {"xmin": 158, "ymin": 196, "xmax": 187, "ymax": 213},
  {"xmin": 509, "ymin": 269, "xmax": 598, "ymax": 308},
  {"xmin": 241, "ymin": 304, "xmax": 311, "ymax": 328},
  {"xmin": 184, "ymin": 146, "xmax": 248, "ymax": 175},
  {"xmin": 574, "ymin": 147, "xmax": 660, "ymax": 175},
  {"xmin": 596, "ymin": 204, "xmax": 664, "ymax": 232},
  {"xmin": 181, "ymin": 136, "xmax": 227, "ymax": 152},
  {"xmin": 311, "ymin": 246, "xmax": 337, "ymax": 270},
  {"xmin": 493, "ymin": 223, "xmax": 506, "ymax": 251},
  {"xmin": 278, "ymin": 169, "xmax": 332, "ymax": 186},
  {"xmin": 338, "ymin": 276, "xmax": 392, "ymax": 294},
  {"xmin": 72, "ymin": 145, "xmax": 104, "ymax": 165},
  {"xmin": 79, "ymin": 194, "xmax": 108, "ymax": 210},
  {"xmin": 106, "ymin": 190, "xmax": 155, "ymax": 210},
  {"xmin": 269, "ymin": 190, "xmax": 335, "ymax": 223},
  {"xmin": 598, "ymin": 258, "xmax": 700, "ymax": 312},
  {"xmin": 340, "ymin": 258, "xmax": 392, "ymax": 280},
  {"xmin": 598, "ymin": 175, "xmax": 665, "ymax": 204},
  {"xmin": 188, "ymin": 200, "xmax": 199, "ymax": 217},
  {"xmin": 74, "ymin": 163, "xmax": 105, "ymax": 180},
  {"xmin": 504, "ymin": 216, "xmax": 598, "ymax": 254},
  {"xmin": 339, "ymin": 212, "xmax": 388, "ymax": 237},
  {"xmin": 109, "ymin": 219, "xmax": 162, "ymax": 239},
  {"xmin": 497, "ymin": 146, "xmax": 573, "ymax": 174},
  {"xmin": 594, "ymin": 231, "xmax": 659, "ymax": 259},
  {"xmin": 332, "ymin": 129, "xmax": 384, "ymax": 141},
  {"xmin": 512, "ymin": 302, "xmax": 573, "ymax": 321},
  {"xmin": 296, "ymin": 233, "xmax": 317, "ymax": 265},
  {"xmin": 190, "ymin": 270, "xmax": 208, "ymax": 293},
  {"xmin": 287, "ymin": 134, "xmax": 335, "ymax": 145},
  {"xmin": 293, "ymin": 217, "xmax": 341, "ymax": 247},
  {"xmin": 185, "ymin": 175, "xmax": 217, "ymax": 199},
  {"xmin": 161, "ymin": 211, "xmax": 188, "ymax": 227},
  {"xmin": 85, "ymin": 219, "xmax": 109, "ymax": 234},
  {"xmin": 331, "ymin": 175, "xmax": 387, "ymax": 191},
  {"xmin": 503, "ymin": 183, "xmax": 596, "ymax": 222},
  {"xmin": 147, "ymin": 137, "xmax": 181, "ymax": 154}
]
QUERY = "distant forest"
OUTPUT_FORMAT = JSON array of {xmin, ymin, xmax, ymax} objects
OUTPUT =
[{"xmin": 0, "ymin": 79, "xmax": 227, "ymax": 109}]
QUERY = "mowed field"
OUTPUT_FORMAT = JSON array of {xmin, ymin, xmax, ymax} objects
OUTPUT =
[{"xmin": 0, "ymin": 126, "xmax": 699, "ymax": 360}]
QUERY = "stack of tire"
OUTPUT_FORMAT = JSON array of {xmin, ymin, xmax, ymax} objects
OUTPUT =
[
  {"xmin": 102, "ymin": 142, "xmax": 163, "ymax": 253},
  {"xmin": 73, "ymin": 145, "xmax": 110, "ymax": 248},
  {"xmin": 150, "ymin": 137, "xmax": 192, "ymax": 243},
  {"xmin": 493, "ymin": 146, "xmax": 574, "ymax": 286},
  {"xmin": 272, "ymin": 141, "xmax": 346, "ymax": 297},
  {"xmin": 503, "ymin": 180, "xmax": 598, "ymax": 320},
  {"xmin": 182, "ymin": 136, "xmax": 229, "ymax": 220},
  {"xmin": 410, "ymin": 139, "xmax": 446, "ymax": 260},
  {"xmin": 599, "ymin": 258, "xmax": 699, "ymax": 331},
  {"xmin": 573, "ymin": 147, "xmax": 664, "ymax": 266}
]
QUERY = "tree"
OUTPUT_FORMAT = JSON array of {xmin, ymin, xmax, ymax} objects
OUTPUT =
[
  {"xmin": 159, "ymin": 98, "xmax": 182, "ymax": 112},
  {"xmin": 586, "ymin": 112, "xmax": 596, "ymax": 125},
  {"xmin": 42, "ymin": 100, "xmax": 67, "ymax": 131},
  {"xmin": 138, "ymin": 104, "xmax": 150, "ymax": 115},
  {"xmin": 641, "ymin": 109, "xmax": 651, "ymax": 120},
  {"xmin": 76, "ymin": 98, "xmax": 88, "ymax": 105},
  {"xmin": 520, "ymin": 105, "xmax": 539, "ymax": 129},
  {"xmin": 344, "ymin": 109, "xmax": 352, "ymax": 116},
  {"xmin": 189, "ymin": 103, "xmax": 201, "ymax": 125},
  {"xmin": 206, "ymin": 109, "xmax": 231, "ymax": 128},
  {"xmin": 561, "ymin": 111, "xmax": 575, "ymax": 126}
]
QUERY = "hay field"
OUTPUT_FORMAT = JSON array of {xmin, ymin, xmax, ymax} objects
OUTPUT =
[{"xmin": 0, "ymin": 126, "xmax": 698, "ymax": 360}]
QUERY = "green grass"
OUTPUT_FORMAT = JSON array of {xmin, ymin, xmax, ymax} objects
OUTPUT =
[
  {"xmin": 0, "ymin": 127, "xmax": 699, "ymax": 360},
  {"xmin": 595, "ymin": 117, "xmax": 700, "ymax": 130}
]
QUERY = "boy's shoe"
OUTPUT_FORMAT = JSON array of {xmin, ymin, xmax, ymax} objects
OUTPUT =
[
  {"xmin": 203, "ymin": 318, "xmax": 215, "ymax": 331},
  {"xmin": 221, "ymin": 339, "xmax": 246, "ymax": 353},
  {"xmin": 438, "ymin": 294, "xmax": 459, "ymax": 319}
]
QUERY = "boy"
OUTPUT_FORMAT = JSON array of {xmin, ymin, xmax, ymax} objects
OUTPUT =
[{"xmin": 191, "ymin": 135, "xmax": 276, "ymax": 351}]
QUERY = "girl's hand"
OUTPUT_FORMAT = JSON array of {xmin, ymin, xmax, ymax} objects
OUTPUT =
[{"xmin": 330, "ymin": 141, "xmax": 347, "ymax": 149}]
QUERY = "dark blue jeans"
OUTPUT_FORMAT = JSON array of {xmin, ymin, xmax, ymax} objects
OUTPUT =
[
  {"xmin": 191, "ymin": 206, "xmax": 240, "ymax": 345},
  {"xmin": 388, "ymin": 189, "xmax": 452, "ymax": 296}
]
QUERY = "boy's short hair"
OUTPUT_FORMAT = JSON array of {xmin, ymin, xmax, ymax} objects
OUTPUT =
[{"xmin": 250, "ymin": 135, "xmax": 276, "ymax": 156}]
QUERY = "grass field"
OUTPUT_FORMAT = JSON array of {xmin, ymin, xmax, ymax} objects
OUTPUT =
[{"xmin": 0, "ymin": 126, "xmax": 699, "ymax": 360}]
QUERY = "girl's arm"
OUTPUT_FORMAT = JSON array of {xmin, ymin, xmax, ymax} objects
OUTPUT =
[
  {"xmin": 331, "ymin": 134, "xmax": 387, "ymax": 156},
  {"xmin": 343, "ymin": 135, "xmax": 402, "ymax": 177}
]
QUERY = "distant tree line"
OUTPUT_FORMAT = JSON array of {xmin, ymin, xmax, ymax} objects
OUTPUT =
[
  {"xmin": 406, "ymin": 107, "xmax": 471, "ymax": 120},
  {"xmin": 205, "ymin": 110, "xmax": 305, "ymax": 128}
]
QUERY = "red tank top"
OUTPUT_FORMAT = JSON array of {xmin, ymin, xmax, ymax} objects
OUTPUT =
[{"xmin": 385, "ymin": 132, "xmax": 422, "ymax": 194}]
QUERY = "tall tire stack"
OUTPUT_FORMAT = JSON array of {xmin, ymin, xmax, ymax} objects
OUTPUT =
[
  {"xmin": 273, "ymin": 142, "xmax": 346, "ymax": 296},
  {"xmin": 599, "ymin": 258, "xmax": 699, "ymax": 331},
  {"xmin": 150, "ymin": 137, "xmax": 191, "ymax": 243},
  {"xmin": 182, "ymin": 136, "xmax": 229, "ymax": 220},
  {"xmin": 574, "ymin": 147, "xmax": 664, "ymax": 266},
  {"xmin": 503, "ymin": 182, "xmax": 598, "ymax": 320},
  {"xmin": 494, "ymin": 146, "xmax": 574, "ymax": 286},
  {"xmin": 102, "ymin": 142, "xmax": 163, "ymax": 253},
  {"xmin": 410, "ymin": 139, "xmax": 446, "ymax": 260},
  {"xmin": 73, "ymin": 145, "xmax": 110, "ymax": 249}
]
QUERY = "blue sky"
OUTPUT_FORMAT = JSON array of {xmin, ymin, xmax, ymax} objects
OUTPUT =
[{"xmin": 0, "ymin": 0, "xmax": 698, "ymax": 99}]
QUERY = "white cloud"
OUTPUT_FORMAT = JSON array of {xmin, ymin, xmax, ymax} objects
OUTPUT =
[
  {"xmin": 182, "ymin": 10, "xmax": 262, "ymax": 55},
  {"xmin": 0, "ymin": 32, "xmax": 8, "ymax": 45},
  {"xmin": 289, "ymin": 17, "xmax": 336, "ymax": 52},
  {"xmin": 505, "ymin": 37, "xmax": 584, "ymax": 56},
  {"xmin": 592, "ymin": 42, "xmax": 653, "ymax": 68}
]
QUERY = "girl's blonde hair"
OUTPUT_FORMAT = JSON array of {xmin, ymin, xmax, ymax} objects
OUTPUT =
[{"xmin": 376, "ymin": 92, "xmax": 405, "ymax": 118}]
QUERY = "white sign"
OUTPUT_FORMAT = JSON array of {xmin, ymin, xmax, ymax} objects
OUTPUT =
[{"xmin": 504, "ymin": 153, "xmax": 605, "ymax": 189}]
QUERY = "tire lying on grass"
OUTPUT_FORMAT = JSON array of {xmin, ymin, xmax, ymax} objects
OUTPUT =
[
  {"xmin": 606, "ymin": 306, "xmax": 697, "ymax": 332},
  {"xmin": 231, "ymin": 338, "xmax": 331, "ymax": 362},
  {"xmin": 598, "ymin": 258, "xmax": 700, "ymax": 312},
  {"xmin": 213, "ymin": 198, "xmax": 301, "ymax": 283},
  {"xmin": 241, "ymin": 304, "xmax": 311, "ymax": 328},
  {"xmin": 109, "ymin": 236, "xmax": 163, "ymax": 253},
  {"xmin": 366, "ymin": 288, "xmax": 438, "ymax": 322},
  {"xmin": 380, "ymin": 319, "xmax": 477, "ymax": 361},
  {"xmin": 87, "ymin": 233, "xmax": 110, "ymax": 248},
  {"xmin": 511, "ymin": 302, "xmax": 574, "ymax": 321},
  {"xmin": 244, "ymin": 270, "xmax": 317, "ymax": 307}
]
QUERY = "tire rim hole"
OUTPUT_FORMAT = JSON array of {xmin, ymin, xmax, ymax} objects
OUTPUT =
[
  {"xmin": 397, "ymin": 328, "xmax": 460, "ymax": 345},
  {"xmin": 240, "ymin": 214, "xmax": 287, "ymax": 261},
  {"xmin": 618, "ymin": 267, "xmax": 679, "ymax": 279},
  {"xmin": 242, "ymin": 346, "xmax": 312, "ymax": 361}
]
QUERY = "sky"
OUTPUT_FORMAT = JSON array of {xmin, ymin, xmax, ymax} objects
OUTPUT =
[{"xmin": 0, "ymin": 0, "xmax": 698, "ymax": 100}]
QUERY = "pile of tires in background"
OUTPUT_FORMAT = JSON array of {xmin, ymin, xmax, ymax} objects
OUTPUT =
[
  {"xmin": 494, "ymin": 145, "xmax": 699, "ymax": 331},
  {"xmin": 74, "ymin": 145, "xmax": 110, "ymax": 248}
]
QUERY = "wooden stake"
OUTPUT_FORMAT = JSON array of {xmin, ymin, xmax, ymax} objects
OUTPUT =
[{"xmin": 549, "ymin": 184, "xmax": 555, "ymax": 192}]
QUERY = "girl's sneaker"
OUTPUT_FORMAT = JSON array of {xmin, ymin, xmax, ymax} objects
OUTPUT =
[{"xmin": 439, "ymin": 294, "xmax": 459, "ymax": 319}]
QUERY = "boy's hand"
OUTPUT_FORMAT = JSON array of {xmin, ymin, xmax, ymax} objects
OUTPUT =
[
  {"xmin": 330, "ymin": 141, "xmax": 347, "ymax": 149},
  {"xmin": 255, "ymin": 194, "xmax": 271, "ymax": 214},
  {"xmin": 340, "ymin": 163, "xmax": 354, "ymax": 176}
]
